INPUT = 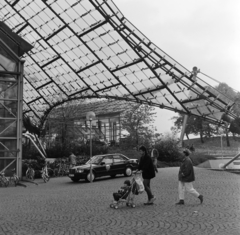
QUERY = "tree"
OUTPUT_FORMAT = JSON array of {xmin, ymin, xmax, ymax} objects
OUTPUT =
[
  {"xmin": 171, "ymin": 114, "xmax": 217, "ymax": 143},
  {"xmin": 170, "ymin": 82, "xmax": 240, "ymax": 146},
  {"xmin": 215, "ymin": 83, "xmax": 240, "ymax": 146},
  {"xmin": 121, "ymin": 104, "xmax": 158, "ymax": 148},
  {"xmin": 155, "ymin": 132, "xmax": 180, "ymax": 162},
  {"xmin": 232, "ymin": 92, "xmax": 240, "ymax": 117}
]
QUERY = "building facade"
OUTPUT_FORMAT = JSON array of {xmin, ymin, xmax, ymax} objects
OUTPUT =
[{"xmin": 45, "ymin": 99, "xmax": 138, "ymax": 146}]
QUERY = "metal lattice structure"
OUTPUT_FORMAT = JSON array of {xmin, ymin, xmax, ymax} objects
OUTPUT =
[
  {"xmin": 0, "ymin": 38, "xmax": 24, "ymax": 176},
  {"xmin": 0, "ymin": 0, "xmax": 237, "ymax": 128}
]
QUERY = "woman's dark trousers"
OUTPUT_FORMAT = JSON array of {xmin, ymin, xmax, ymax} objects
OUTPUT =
[{"xmin": 143, "ymin": 178, "xmax": 153, "ymax": 201}]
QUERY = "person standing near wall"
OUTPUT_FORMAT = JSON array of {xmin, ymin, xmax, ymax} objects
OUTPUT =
[
  {"xmin": 138, "ymin": 145, "xmax": 156, "ymax": 205},
  {"xmin": 151, "ymin": 148, "xmax": 159, "ymax": 173},
  {"xmin": 69, "ymin": 152, "xmax": 77, "ymax": 168},
  {"xmin": 176, "ymin": 148, "xmax": 203, "ymax": 205}
]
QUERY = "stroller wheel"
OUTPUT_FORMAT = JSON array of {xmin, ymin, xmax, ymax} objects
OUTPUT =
[
  {"xmin": 126, "ymin": 203, "xmax": 129, "ymax": 206},
  {"xmin": 131, "ymin": 204, "xmax": 136, "ymax": 208},
  {"xmin": 110, "ymin": 204, "xmax": 114, "ymax": 208},
  {"xmin": 114, "ymin": 205, "xmax": 118, "ymax": 209}
]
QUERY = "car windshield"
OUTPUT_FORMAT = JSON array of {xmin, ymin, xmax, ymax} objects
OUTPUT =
[{"xmin": 86, "ymin": 155, "xmax": 104, "ymax": 165}]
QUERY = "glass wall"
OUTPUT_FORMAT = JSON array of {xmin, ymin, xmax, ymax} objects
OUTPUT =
[
  {"xmin": 45, "ymin": 113, "xmax": 121, "ymax": 147},
  {"xmin": 0, "ymin": 40, "xmax": 23, "ymax": 177}
]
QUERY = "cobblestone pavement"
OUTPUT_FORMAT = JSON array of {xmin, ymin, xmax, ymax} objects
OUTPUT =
[{"xmin": 0, "ymin": 167, "xmax": 240, "ymax": 235}]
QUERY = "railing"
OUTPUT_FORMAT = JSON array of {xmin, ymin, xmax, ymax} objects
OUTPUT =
[{"xmin": 195, "ymin": 148, "xmax": 239, "ymax": 156}]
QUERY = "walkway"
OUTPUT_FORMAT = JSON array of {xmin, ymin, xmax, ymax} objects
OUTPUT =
[{"xmin": 0, "ymin": 167, "xmax": 240, "ymax": 235}]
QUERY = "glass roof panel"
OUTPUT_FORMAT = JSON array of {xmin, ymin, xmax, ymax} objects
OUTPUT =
[{"xmin": 0, "ymin": 0, "xmax": 237, "ymax": 126}]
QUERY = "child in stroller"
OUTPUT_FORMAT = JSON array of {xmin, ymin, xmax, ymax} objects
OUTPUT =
[{"xmin": 110, "ymin": 173, "xmax": 144, "ymax": 209}]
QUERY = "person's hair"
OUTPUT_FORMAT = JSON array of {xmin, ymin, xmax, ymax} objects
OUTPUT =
[
  {"xmin": 152, "ymin": 148, "xmax": 159, "ymax": 158},
  {"xmin": 183, "ymin": 149, "xmax": 190, "ymax": 156},
  {"xmin": 139, "ymin": 145, "xmax": 147, "ymax": 153},
  {"xmin": 124, "ymin": 180, "xmax": 131, "ymax": 186}
]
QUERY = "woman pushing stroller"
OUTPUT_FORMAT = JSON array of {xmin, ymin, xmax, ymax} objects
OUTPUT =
[
  {"xmin": 137, "ymin": 145, "xmax": 156, "ymax": 205},
  {"xmin": 110, "ymin": 145, "xmax": 156, "ymax": 208}
]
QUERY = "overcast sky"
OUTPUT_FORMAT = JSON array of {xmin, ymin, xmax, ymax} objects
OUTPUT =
[{"xmin": 114, "ymin": 0, "xmax": 240, "ymax": 135}]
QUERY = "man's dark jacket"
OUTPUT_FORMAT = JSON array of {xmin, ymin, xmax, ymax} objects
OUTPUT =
[
  {"xmin": 178, "ymin": 156, "xmax": 195, "ymax": 182},
  {"xmin": 138, "ymin": 154, "xmax": 156, "ymax": 179}
]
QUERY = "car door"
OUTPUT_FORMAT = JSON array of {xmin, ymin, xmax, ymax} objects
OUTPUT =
[
  {"xmin": 112, "ymin": 155, "xmax": 127, "ymax": 175},
  {"xmin": 95, "ymin": 155, "xmax": 113, "ymax": 177},
  {"xmin": 91, "ymin": 156, "xmax": 106, "ymax": 177}
]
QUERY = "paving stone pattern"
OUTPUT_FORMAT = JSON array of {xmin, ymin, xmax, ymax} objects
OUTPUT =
[{"xmin": 0, "ymin": 168, "xmax": 240, "ymax": 235}]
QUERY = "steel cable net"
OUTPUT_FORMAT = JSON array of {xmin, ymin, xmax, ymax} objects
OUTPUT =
[{"xmin": 0, "ymin": 0, "xmax": 237, "ymax": 126}]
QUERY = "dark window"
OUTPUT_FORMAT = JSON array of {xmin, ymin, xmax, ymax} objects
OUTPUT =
[
  {"xmin": 113, "ymin": 155, "xmax": 126, "ymax": 163},
  {"xmin": 102, "ymin": 156, "xmax": 113, "ymax": 164}
]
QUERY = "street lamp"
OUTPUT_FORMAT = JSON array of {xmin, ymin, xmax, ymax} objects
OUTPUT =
[
  {"xmin": 219, "ymin": 129, "xmax": 224, "ymax": 160},
  {"xmin": 220, "ymin": 134, "xmax": 224, "ymax": 160},
  {"xmin": 86, "ymin": 111, "xmax": 96, "ymax": 182}
]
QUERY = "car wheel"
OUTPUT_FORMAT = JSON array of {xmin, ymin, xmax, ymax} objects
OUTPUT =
[
  {"xmin": 124, "ymin": 167, "xmax": 132, "ymax": 177},
  {"xmin": 71, "ymin": 178, "xmax": 80, "ymax": 182},
  {"xmin": 110, "ymin": 174, "xmax": 116, "ymax": 178},
  {"xmin": 85, "ymin": 172, "xmax": 95, "ymax": 182}
]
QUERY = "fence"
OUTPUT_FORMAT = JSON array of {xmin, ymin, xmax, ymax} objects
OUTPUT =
[{"xmin": 195, "ymin": 147, "xmax": 240, "ymax": 156}]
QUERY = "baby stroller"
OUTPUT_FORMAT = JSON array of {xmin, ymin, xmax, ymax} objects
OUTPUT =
[{"xmin": 110, "ymin": 172, "xmax": 144, "ymax": 209}]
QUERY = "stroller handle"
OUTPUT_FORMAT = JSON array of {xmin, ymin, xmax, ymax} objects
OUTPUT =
[{"xmin": 133, "ymin": 170, "xmax": 142, "ymax": 175}]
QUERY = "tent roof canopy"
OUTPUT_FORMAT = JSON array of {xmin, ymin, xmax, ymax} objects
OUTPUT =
[
  {"xmin": 0, "ymin": 0, "xmax": 236, "ymax": 126},
  {"xmin": 48, "ymin": 99, "xmax": 138, "ymax": 120}
]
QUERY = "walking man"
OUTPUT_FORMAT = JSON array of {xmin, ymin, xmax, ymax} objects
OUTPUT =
[{"xmin": 176, "ymin": 148, "xmax": 203, "ymax": 205}]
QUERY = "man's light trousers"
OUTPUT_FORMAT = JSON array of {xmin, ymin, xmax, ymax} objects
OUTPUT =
[{"xmin": 178, "ymin": 181, "xmax": 200, "ymax": 200}]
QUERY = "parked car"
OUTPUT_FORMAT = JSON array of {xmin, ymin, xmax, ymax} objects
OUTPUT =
[{"xmin": 68, "ymin": 154, "xmax": 138, "ymax": 182}]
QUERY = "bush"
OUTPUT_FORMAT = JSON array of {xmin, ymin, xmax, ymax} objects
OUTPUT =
[
  {"xmin": 190, "ymin": 153, "xmax": 216, "ymax": 166},
  {"xmin": 153, "ymin": 133, "xmax": 217, "ymax": 167},
  {"xmin": 22, "ymin": 159, "xmax": 42, "ymax": 177},
  {"xmin": 23, "ymin": 142, "xmax": 108, "ymax": 160},
  {"xmin": 157, "ymin": 161, "xmax": 180, "ymax": 168},
  {"xmin": 155, "ymin": 134, "xmax": 180, "ymax": 162},
  {"xmin": 157, "ymin": 153, "xmax": 216, "ymax": 168}
]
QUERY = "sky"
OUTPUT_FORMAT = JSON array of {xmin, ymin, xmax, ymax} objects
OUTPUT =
[{"xmin": 113, "ymin": 0, "xmax": 240, "ymax": 135}]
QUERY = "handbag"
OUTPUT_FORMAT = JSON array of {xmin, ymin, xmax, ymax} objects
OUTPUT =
[{"xmin": 134, "ymin": 174, "xmax": 145, "ymax": 193}]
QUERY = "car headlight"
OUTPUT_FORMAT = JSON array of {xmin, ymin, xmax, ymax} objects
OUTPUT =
[{"xmin": 76, "ymin": 169, "xmax": 84, "ymax": 173}]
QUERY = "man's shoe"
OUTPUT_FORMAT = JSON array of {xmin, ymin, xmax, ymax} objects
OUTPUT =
[
  {"xmin": 144, "ymin": 202, "xmax": 153, "ymax": 205},
  {"xmin": 198, "ymin": 195, "xmax": 203, "ymax": 204},
  {"xmin": 175, "ymin": 200, "xmax": 184, "ymax": 205}
]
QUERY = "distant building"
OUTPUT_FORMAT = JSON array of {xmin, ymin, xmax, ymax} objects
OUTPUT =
[{"xmin": 45, "ymin": 99, "xmax": 138, "ymax": 146}]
